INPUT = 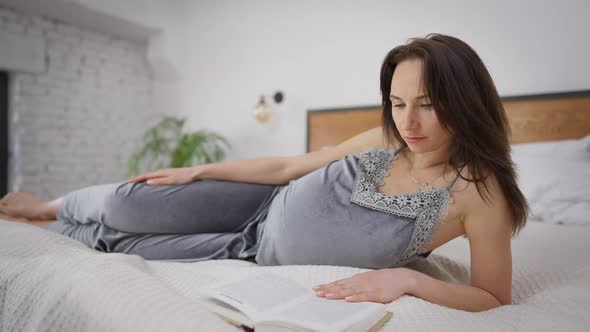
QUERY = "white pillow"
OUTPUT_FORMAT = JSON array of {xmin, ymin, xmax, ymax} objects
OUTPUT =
[
  {"xmin": 511, "ymin": 136, "xmax": 590, "ymax": 226},
  {"xmin": 510, "ymin": 135, "xmax": 590, "ymax": 163}
]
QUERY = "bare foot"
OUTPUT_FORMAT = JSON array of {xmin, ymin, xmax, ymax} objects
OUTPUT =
[{"xmin": 0, "ymin": 192, "xmax": 59, "ymax": 220}]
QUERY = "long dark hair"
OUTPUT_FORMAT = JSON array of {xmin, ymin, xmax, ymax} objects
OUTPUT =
[{"xmin": 379, "ymin": 33, "xmax": 528, "ymax": 236}]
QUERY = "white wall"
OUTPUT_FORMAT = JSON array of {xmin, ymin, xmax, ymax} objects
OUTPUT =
[
  {"xmin": 63, "ymin": 0, "xmax": 192, "ymax": 117},
  {"xmin": 0, "ymin": 6, "xmax": 160, "ymax": 198},
  {"xmin": 159, "ymin": 0, "xmax": 590, "ymax": 160}
]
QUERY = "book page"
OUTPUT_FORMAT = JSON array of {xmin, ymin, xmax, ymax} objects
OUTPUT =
[
  {"xmin": 262, "ymin": 293, "xmax": 385, "ymax": 331},
  {"xmin": 200, "ymin": 298, "xmax": 253, "ymax": 328},
  {"xmin": 209, "ymin": 272, "xmax": 309, "ymax": 316}
]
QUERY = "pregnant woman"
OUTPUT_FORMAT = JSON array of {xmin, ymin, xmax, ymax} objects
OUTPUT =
[{"xmin": 0, "ymin": 33, "xmax": 528, "ymax": 312}]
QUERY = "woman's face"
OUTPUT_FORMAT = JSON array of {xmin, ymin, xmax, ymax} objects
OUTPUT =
[{"xmin": 389, "ymin": 58, "xmax": 452, "ymax": 154}]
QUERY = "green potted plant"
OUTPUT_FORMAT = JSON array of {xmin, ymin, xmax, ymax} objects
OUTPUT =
[{"xmin": 127, "ymin": 116, "xmax": 231, "ymax": 177}]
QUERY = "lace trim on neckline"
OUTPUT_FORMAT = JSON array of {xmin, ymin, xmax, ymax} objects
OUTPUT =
[
  {"xmin": 350, "ymin": 147, "xmax": 455, "ymax": 261},
  {"xmin": 351, "ymin": 148, "xmax": 453, "ymax": 214}
]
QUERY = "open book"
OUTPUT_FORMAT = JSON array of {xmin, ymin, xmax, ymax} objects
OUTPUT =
[{"xmin": 198, "ymin": 272, "xmax": 393, "ymax": 332}]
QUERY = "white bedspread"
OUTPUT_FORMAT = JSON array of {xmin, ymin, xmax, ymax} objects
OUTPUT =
[{"xmin": 1, "ymin": 219, "xmax": 589, "ymax": 332}]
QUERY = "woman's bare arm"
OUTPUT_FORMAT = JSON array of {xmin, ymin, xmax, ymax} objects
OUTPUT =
[
  {"xmin": 192, "ymin": 156, "xmax": 293, "ymax": 184},
  {"xmin": 406, "ymin": 173, "xmax": 513, "ymax": 311},
  {"xmin": 129, "ymin": 126, "xmax": 391, "ymax": 186},
  {"xmin": 192, "ymin": 126, "xmax": 390, "ymax": 184}
]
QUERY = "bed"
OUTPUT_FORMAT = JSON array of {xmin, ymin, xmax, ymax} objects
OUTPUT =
[{"xmin": 1, "ymin": 90, "xmax": 590, "ymax": 331}]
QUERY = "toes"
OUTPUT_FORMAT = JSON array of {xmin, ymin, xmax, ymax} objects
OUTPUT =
[
  {"xmin": 1, "ymin": 193, "xmax": 13, "ymax": 202},
  {"xmin": 0, "ymin": 203, "xmax": 18, "ymax": 215},
  {"xmin": 0, "ymin": 205, "xmax": 10, "ymax": 215}
]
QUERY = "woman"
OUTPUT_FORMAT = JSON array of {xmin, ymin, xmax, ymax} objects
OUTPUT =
[{"xmin": 0, "ymin": 33, "xmax": 527, "ymax": 312}]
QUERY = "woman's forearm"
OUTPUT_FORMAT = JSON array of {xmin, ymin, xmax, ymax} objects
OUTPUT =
[
  {"xmin": 404, "ymin": 268, "xmax": 505, "ymax": 312},
  {"xmin": 191, "ymin": 156, "xmax": 292, "ymax": 185}
]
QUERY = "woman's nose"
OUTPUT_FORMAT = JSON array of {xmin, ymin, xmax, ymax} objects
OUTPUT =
[{"xmin": 401, "ymin": 108, "xmax": 420, "ymax": 130}]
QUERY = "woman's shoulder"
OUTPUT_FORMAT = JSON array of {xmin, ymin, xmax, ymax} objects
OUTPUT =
[
  {"xmin": 285, "ymin": 126, "xmax": 394, "ymax": 181},
  {"xmin": 352, "ymin": 146, "xmax": 395, "ymax": 158},
  {"xmin": 452, "ymin": 168, "xmax": 512, "ymax": 228},
  {"xmin": 352, "ymin": 140, "xmax": 404, "ymax": 159}
]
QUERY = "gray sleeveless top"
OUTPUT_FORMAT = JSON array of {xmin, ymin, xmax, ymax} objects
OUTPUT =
[{"xmin": 254, "ymin": 146, "xmax": 460, "ymax": 269}]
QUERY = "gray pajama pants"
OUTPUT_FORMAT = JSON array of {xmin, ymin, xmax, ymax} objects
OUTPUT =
[{"xmin": 46, "ymin": 179, "xmax": 284, "ymax": 263}]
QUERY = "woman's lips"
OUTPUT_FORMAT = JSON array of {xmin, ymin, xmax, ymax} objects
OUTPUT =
[{"xmin": 405, "ymin": 136, "xmax": 426, "ymax": 143}]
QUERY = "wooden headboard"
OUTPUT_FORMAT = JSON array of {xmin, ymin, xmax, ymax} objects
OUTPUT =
[{"xmin": 306, "ymin": 90, "xmax": 590, "ymax": 152}]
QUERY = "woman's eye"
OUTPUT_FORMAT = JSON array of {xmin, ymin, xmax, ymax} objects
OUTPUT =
[
  {"xmin": 421, "ymin": 104, "xmax": 433, "ymax": 109},
  {"xmin": 393, "ymin": 104, "xmax": 405, "ymax": 108}
]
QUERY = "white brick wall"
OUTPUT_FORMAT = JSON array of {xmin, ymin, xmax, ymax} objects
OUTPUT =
[{"xmin": 1, "ymin": 6, "xmax": 162, "ymax": 199}]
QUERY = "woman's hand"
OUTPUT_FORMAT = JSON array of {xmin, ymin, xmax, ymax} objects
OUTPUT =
[
  {"xmin": 126, "ymin": 167, "xmax": 197, "ymax": 186},
  {"xmin": 312, "ymin": 268, "xmax": 415, "ymax": 303}
]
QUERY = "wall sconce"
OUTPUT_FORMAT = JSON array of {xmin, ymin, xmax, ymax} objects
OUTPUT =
[{"xmin": 254, "ymin": 91, "xmax": 284, "ymax": 123}]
